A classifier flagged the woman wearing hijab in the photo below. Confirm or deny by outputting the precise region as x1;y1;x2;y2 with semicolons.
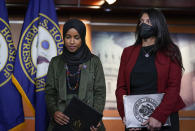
115;8;185;131
45;19;106;131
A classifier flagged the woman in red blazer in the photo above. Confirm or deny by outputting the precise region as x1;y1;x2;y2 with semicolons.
115;8;185;131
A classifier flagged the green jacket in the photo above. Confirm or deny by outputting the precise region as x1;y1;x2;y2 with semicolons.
45;54;106;131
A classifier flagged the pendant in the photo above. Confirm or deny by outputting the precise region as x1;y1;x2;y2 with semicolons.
145;53;149;57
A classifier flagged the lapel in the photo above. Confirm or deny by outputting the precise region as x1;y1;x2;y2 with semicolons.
78;62;89;100
155;51;168;92
126;44;141;94
58;58;67;101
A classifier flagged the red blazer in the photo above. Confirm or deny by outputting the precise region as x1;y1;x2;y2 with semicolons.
115;44;185;124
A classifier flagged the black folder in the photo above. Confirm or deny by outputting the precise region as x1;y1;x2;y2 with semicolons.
53;97;102;131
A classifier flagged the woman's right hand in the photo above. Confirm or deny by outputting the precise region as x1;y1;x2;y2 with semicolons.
54;111;70;125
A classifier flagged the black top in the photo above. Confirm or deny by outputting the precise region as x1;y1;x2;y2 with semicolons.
130;45;157;95
66;64;80;94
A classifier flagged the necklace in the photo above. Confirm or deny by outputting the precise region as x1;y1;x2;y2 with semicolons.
142;47;154;57
65;64;82;90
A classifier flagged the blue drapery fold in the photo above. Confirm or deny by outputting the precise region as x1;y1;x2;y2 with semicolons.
12;0;63;130
0;0;24;130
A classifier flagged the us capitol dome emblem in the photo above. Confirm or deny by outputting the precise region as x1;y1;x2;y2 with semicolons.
133;97;158;123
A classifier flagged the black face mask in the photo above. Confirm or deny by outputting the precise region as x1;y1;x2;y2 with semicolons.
139;23;155;39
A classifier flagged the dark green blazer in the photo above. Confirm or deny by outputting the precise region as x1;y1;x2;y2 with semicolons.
45;54;106;131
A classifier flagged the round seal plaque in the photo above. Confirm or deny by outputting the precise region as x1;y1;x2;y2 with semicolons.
133;97;158;123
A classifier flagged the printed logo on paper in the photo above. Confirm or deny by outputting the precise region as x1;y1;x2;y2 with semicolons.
133;97;158;123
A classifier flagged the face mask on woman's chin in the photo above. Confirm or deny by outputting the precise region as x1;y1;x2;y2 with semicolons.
139;23;155;39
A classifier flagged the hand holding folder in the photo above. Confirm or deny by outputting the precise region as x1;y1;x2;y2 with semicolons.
123;93;171;128
53;97;102;131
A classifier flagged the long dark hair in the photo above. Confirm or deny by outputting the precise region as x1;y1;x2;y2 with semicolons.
135;8;184;69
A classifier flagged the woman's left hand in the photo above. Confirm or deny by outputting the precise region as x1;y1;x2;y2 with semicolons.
141;117;162;131
90;122;101;131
